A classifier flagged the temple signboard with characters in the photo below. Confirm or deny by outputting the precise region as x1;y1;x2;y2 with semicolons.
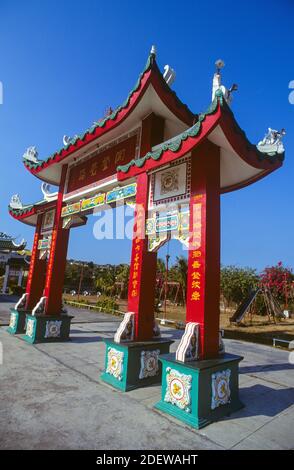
8;47;285;428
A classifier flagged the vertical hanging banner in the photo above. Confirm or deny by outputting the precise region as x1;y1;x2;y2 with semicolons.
26;226;40;294
186;194;206;333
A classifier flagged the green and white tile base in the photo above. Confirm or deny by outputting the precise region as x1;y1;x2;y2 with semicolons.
155;353;244;429
22;314;73;344
7;308;29;335
101;339;173;392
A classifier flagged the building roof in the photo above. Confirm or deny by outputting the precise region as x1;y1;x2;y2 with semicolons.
22;49;196;185
117;90;284;193
8;198;56;226
10;55;285;226
0;232;27;252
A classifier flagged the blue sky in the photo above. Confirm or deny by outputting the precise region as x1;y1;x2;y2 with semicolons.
0;0;293;271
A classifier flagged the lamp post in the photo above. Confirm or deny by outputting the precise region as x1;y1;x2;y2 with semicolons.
161;253;170;325
77;263;85;302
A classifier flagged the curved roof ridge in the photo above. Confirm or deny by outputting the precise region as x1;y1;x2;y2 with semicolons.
117;91;223;174
117;90;285;176
23;51;196;174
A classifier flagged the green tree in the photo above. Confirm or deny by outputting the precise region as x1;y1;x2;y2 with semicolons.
221;265;258;311
170;256;188;304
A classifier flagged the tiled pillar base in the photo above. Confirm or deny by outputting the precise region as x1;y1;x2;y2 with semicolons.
7;309;29;335
22;314;73;344
155;353;244;429
101;339;173;392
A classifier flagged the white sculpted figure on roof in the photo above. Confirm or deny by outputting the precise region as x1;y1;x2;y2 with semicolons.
10;194;23;209
258;128;286;154
23;146;39;163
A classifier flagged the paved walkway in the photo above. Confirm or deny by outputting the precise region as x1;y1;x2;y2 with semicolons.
0;299;293;450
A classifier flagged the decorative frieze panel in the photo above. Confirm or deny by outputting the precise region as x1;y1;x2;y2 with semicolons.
106;347;124;381
45;320;62;339
149;156;191;209
9;312;18;330
61;202;81;218
146;207;189;252
106;183;137;204
164;367;192;413
25;318;36;339
80;193;105;211
211;369;231;410
61;183;137;218
139;349;160;379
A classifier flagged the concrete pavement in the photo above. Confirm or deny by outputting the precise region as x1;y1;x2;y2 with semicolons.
0;299;293;450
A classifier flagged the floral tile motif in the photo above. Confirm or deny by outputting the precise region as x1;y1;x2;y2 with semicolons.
139;349;160;379
45;320;62;338
9;312;17;330
26;318;36;338
106;347;124;381
164;367;192;413
211;369;231;410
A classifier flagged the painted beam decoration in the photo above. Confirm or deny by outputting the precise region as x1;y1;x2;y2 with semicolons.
146;207;190;251
61;183;137;218
106;183;137;204
81;193;105;211
146;208;189;235
61;201;81;217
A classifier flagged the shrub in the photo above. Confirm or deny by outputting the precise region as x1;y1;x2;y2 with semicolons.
12;285;25;296
96;295;118;313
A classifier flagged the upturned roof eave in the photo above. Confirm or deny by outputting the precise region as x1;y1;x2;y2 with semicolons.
22;52;196;185
116;91;284;191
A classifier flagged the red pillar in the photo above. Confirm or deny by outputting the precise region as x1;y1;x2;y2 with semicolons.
43;165;70;315
127;113;165;340
128;173;157;340
186;140;221;359
25;214;47;310
140;113;165;155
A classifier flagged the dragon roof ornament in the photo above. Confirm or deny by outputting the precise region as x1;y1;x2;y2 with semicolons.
257;128;286;155
23;146;40;164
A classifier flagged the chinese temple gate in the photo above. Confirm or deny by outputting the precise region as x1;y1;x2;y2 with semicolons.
8;47;285;428
0;232;28;295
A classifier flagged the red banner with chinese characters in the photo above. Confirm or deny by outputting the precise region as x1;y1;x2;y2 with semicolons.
67;135;137;193
186;196;205;313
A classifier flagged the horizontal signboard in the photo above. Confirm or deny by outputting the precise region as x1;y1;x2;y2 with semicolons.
67;135;137;193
